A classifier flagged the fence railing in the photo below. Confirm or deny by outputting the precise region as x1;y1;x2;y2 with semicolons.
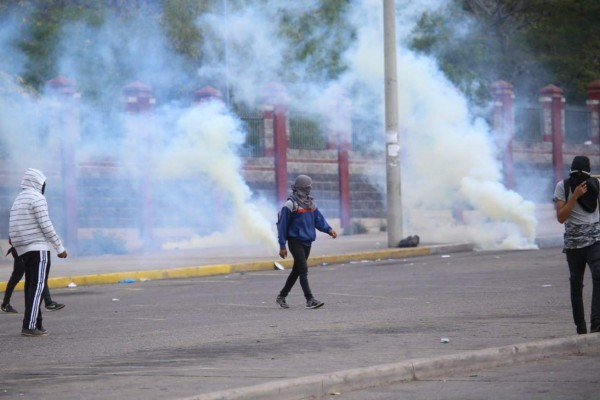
564;105;591;144
514;104;542;144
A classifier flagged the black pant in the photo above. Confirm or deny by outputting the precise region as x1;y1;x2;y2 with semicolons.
565;242;600;333
2;252;52;307
21;251;51;330
279;238;313;301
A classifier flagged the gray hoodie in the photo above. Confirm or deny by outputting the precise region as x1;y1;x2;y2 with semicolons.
8;168;65;255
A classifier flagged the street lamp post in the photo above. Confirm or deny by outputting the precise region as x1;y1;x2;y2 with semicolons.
383;0;403;247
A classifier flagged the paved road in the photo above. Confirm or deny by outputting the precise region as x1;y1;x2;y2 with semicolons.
0;247;595;399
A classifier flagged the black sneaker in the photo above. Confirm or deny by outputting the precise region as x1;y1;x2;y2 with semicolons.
276;295;289;309
45;302;65;311
305;298;324;309
1;304;18;313
21;328;49;337
36;326;49;335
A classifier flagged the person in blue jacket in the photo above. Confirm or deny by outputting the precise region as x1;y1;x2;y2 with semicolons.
276;175;337;309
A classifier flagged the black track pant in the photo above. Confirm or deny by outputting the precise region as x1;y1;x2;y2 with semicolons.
2;253;52;307
279;238;313;301
21;251;51;330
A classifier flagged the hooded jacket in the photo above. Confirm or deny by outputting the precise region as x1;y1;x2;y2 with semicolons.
8;168;65;255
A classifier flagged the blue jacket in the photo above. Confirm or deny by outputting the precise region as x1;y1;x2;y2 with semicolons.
277;200;332;248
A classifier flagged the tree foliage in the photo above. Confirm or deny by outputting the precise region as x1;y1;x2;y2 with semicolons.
277;0;355;83
409;0;600;103
2;0;598;105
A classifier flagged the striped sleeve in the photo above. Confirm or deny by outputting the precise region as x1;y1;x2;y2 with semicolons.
31;196;65;253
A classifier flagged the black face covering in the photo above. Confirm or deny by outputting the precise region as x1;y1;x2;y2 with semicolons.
41;182;46;195
569;156;598;213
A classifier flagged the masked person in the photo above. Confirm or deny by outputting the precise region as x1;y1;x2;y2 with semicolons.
9;168;68;336
1;240;65;313
276;175;337;309
553;156;600;334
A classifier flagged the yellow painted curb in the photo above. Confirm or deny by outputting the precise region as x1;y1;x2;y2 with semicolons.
0;245;455;291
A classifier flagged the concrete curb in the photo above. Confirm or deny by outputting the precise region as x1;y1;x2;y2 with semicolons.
0;243;474;291
177;333;600;400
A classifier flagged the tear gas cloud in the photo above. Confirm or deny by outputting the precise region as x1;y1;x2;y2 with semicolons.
0;0;537;253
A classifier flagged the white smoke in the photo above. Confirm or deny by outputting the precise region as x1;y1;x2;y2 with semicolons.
338;0;537;249
1;1;538;253
158;100;278;251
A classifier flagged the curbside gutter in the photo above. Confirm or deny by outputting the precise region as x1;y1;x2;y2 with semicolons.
177;333;600;400
0;243;474;291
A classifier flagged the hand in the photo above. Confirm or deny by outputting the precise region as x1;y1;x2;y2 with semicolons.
58;250;68;258
279;248;288;259
329;229;337;239
574;182;588;199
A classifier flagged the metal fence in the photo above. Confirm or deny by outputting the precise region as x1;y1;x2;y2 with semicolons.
289;114;326;150
564;105;591;144
514;104;542;143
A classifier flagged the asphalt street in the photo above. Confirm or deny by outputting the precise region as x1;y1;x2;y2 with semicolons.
0;246;597;399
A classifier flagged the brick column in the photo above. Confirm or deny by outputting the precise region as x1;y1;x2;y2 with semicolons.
46;76;80;255
194;85;223;105
491;80;515;189
263;83;289;204
586;80;600;145
124;81;155;247
539;85;565;183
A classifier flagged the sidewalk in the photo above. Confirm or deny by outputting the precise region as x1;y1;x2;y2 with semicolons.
1;231;474;291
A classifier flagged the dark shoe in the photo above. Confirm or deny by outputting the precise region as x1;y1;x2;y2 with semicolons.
305;298;324;309
276;295;289;309
1;304;18;313
591;326;600;333
577;327;588;335
45;302;65;311
21;328;49;337
36;326;48;335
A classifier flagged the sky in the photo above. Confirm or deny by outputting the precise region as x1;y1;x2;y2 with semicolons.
0;0;538;253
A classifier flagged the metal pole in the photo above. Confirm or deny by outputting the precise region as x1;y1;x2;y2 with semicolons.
383;0;403;247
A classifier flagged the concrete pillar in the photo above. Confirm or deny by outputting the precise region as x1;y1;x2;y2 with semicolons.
123;81;155;247
263;82;289;204
45;76;80;255
491;80;515;190
586;80;600;145
540;85;565;183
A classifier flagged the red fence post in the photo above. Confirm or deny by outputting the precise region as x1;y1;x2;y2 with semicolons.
263;83;289;204
194;85;223;105
491;80;515;189
124;81;155;247
540;85;565;184
46;76;80;255
587;80;600;145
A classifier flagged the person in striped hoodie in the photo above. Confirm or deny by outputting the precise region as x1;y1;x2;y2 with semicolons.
8;168;68;337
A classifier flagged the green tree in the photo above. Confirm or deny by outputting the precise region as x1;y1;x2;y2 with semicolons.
409;0;600;103
277;0;355;83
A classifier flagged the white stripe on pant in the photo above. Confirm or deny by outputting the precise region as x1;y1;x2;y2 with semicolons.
27;251;48;330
